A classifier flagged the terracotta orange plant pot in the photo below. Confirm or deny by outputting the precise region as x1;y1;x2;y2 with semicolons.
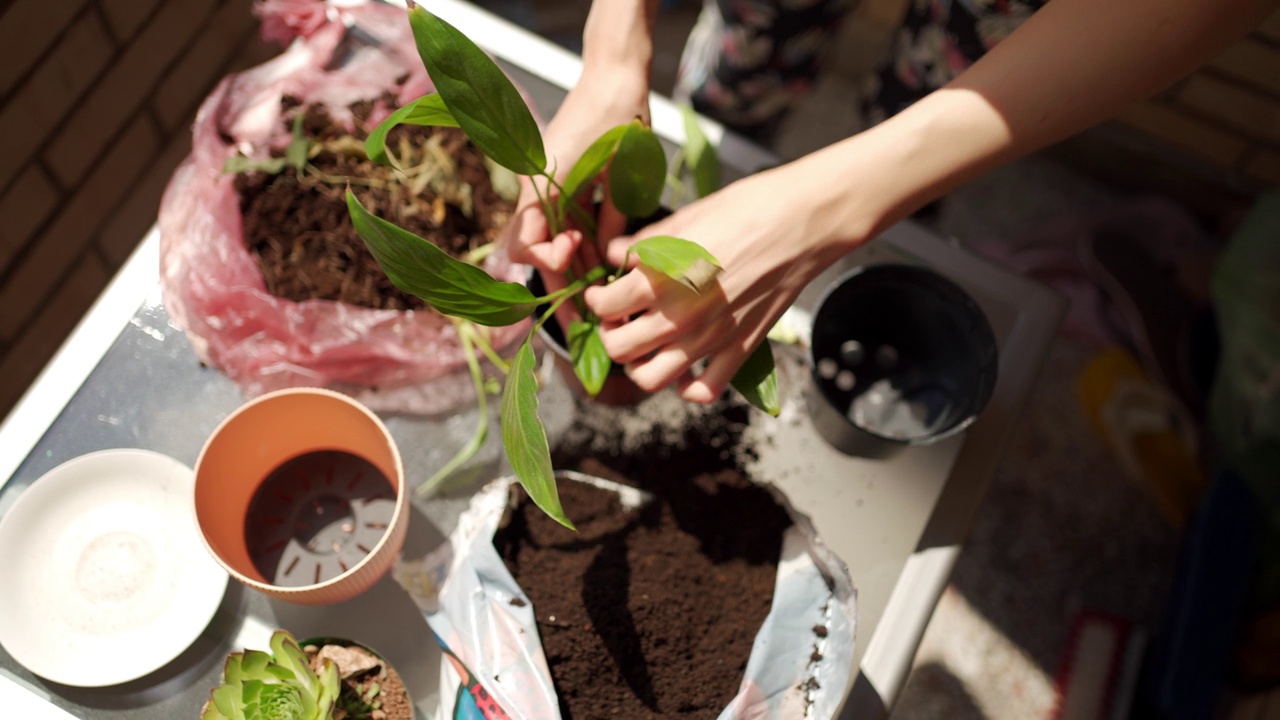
194;388;407;605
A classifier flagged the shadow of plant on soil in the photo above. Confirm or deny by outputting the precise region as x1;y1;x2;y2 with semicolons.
580;503;662;711
495;494;662;710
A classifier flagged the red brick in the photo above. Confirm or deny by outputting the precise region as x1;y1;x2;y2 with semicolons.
152;0;259;131
0;254;110;417
97;132;193;266
0;164;59;276
0;13;114;188
0;116;159;342
43;0;216;187
0;0;94;97
99;0;162;42
23;13;115;129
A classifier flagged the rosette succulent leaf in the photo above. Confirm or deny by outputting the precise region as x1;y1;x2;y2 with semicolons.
202;631;341;720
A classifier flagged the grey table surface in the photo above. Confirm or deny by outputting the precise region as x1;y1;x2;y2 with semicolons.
0;2;1066;718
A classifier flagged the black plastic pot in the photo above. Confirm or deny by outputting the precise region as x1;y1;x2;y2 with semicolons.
805;263;998;459
527;268;650;406
523;209;674;406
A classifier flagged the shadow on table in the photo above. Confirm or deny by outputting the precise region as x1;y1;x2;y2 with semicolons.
270;499;449;711
888;662;984;719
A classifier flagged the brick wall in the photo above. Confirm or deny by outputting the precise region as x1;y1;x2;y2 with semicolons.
1113;9;1280;188
0;0;271;416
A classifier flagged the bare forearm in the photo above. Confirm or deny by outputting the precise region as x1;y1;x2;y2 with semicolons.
582;0;661;88
796;0;1279;247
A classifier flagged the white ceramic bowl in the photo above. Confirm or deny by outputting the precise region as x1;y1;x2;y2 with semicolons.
0;449;228;687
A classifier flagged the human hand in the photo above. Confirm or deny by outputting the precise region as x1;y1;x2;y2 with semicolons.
583;164;866;403
501;70;650;306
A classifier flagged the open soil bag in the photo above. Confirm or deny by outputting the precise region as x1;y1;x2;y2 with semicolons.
396;468;857;720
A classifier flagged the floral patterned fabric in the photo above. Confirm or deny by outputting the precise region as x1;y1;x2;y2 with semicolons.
675;0;1047;139
676;0;855;140
867;0;1046;123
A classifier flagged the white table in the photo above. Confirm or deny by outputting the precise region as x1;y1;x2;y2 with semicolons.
0;2;1065;717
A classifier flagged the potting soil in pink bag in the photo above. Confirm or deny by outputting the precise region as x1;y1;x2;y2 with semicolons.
158;0;528;415
394;473;858;720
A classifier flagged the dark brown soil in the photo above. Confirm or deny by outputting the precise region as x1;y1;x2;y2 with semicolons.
305;641;413;720
234;97;514;311
493;403;793;719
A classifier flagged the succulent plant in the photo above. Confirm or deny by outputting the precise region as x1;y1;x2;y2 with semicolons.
202;630;341;720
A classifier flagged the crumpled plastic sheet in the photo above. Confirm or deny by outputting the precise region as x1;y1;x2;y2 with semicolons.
158;0;529;415
395;474;858;720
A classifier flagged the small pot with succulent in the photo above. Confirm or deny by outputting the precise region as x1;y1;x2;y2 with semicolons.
201;630;413;720
347;2;782;528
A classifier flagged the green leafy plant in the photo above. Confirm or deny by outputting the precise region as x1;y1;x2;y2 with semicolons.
348;3;780;528
337;681;382;719
202;630;341;720
224;113;313;176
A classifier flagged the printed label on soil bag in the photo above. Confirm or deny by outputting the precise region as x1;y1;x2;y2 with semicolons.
394;474;857;720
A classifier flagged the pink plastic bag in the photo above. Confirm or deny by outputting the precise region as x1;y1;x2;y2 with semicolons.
159;0;529;415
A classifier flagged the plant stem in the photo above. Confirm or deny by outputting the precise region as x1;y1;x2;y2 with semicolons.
303;165;389;189
534;266;609;305
530;177;561;237
613;248;636;281
416;319;490;496
533;292;579;337
462;242;497;266
563;199;598;239
467;322;510;374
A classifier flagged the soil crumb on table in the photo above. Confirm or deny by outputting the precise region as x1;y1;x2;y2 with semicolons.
494;401;792;719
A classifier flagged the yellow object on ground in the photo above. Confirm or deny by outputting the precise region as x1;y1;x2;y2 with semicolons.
1077;346;1206;527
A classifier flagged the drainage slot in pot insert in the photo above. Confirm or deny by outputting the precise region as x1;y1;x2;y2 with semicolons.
243;449;395;586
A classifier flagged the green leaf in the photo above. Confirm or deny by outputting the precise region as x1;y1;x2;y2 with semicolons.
608;121;666;218
408;7;545;176
285;113;309;171
365;93;459;165
557;124;627;215
223;154;288;176
568;319;610;397
502;340;573;530
209;685;238;719
731;340;781;417
630;235;722;293
347;190;540;326
681;105;721;198
270;631;317;697
417;321;490;497
240;650;270;677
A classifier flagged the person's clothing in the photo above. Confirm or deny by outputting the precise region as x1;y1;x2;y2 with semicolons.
674;0;1047;141
675;0;855;141
867;0;1047;123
